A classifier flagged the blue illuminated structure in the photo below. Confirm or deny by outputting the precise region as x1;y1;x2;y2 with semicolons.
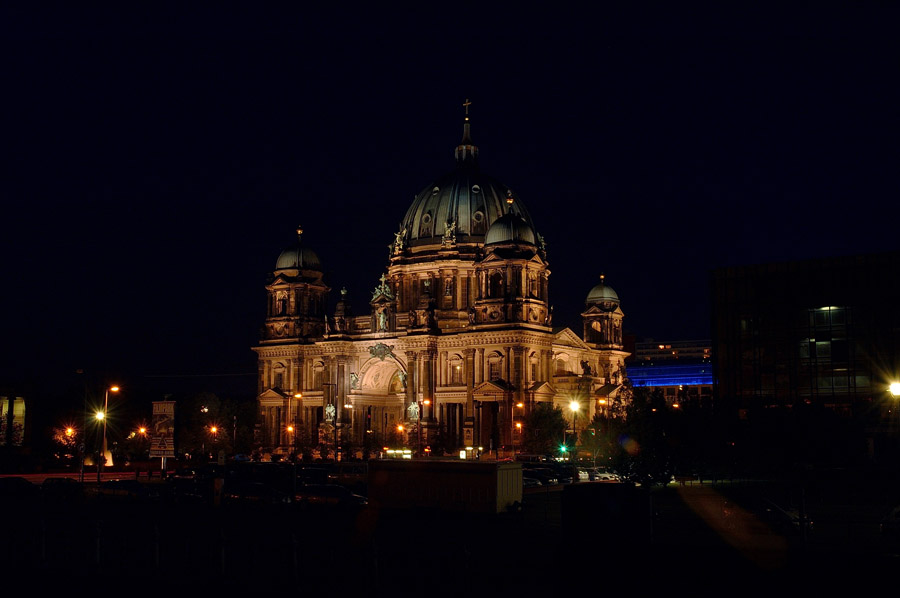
626;362;713;388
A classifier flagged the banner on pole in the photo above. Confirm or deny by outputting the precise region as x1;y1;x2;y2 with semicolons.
150;401;176;458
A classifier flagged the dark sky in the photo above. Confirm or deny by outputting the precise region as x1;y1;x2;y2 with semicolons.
3;5;899;403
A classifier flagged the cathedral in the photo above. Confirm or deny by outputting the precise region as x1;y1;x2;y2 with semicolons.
252;105;628;458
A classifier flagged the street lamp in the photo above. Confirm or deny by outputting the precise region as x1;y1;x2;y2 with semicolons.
323;382;337;461
287;425;295;456
95;410;105;483
890;383;900;439
99;385;120;473
569;400;580;483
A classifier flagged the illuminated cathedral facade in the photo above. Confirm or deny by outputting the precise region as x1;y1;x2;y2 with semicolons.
252;106;628;458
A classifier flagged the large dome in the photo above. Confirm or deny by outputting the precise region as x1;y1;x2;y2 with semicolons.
396;113;536;249
275;227;322;271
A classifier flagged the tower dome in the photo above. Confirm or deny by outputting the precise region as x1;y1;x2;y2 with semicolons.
275;226;322;271
485;213;537;246
586;274;620;311
395;101;536;250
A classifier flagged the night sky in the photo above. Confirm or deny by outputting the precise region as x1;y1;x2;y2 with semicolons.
3;5;899;405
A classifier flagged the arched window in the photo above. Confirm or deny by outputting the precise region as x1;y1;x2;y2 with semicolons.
313;361;325;389
488;353;503;381
489;272;503;298
555;357;568;375
273;363;286;389
450;355;463;385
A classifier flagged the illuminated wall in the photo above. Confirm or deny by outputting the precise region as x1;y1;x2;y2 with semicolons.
0;395;26;447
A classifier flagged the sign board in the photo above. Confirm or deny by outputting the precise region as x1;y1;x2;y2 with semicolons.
150;401;176;458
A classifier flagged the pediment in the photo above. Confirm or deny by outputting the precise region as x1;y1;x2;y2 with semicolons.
553;327;590;349
473;380;514;395
258;388;288;400
581;305;624;317
528;381;556;397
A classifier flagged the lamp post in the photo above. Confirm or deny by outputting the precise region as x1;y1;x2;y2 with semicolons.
890;382;900;445
569;400;580;483
323;382;337;461
95;410;104;483
210;425;218;460
597;398;610;466
99;385;120;477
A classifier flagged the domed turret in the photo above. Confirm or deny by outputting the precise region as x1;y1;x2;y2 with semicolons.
485;212;537;246
583;274;624;349
586;274;620;312
276;226;322;271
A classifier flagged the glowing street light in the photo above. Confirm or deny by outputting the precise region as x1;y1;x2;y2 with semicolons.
101;386;119;465
890;382;900;398
569;400;580;482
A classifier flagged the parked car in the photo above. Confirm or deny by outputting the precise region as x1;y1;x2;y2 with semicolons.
0;476;41;504
520;467;558;486
587;468;620;482
763;499;813;535
880;505;900;543
522;475;543;488
41;477;84;503
293;483;368;507
97;479;161;503
223;480;291;506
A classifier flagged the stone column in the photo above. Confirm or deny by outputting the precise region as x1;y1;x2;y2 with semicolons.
422;350;435;420
464;348;476;447
337;355;350;426
405;350;418;418
476;348;484;384
513;346;526;404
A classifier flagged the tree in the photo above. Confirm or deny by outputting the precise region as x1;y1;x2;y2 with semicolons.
521;402;567;456
609;386;675;486
578;412;608;466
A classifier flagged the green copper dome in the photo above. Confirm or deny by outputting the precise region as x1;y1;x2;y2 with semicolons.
396;107;536;249
275;227;322;271
485;213;537;245
586;275;620;311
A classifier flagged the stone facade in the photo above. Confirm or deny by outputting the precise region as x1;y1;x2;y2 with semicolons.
252;109;628;457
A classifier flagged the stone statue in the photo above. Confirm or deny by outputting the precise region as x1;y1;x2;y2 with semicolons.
407;401;419;420
409;309;417;327
378;308;387;331
350;372;359;389
393;225;405;254
325;403;336;422
468;306;476;324
442;220;457;245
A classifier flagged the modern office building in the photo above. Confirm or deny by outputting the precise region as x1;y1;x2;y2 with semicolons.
711;251;900;419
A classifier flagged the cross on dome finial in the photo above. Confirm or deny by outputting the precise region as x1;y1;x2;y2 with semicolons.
455;98;478;164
